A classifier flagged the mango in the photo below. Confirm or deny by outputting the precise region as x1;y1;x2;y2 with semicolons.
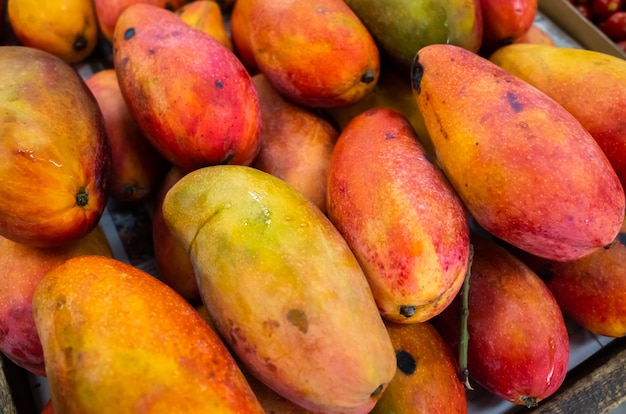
251;73;338;213
175;1;233;51
327;108;469;323
162;165;396;413
85;69;170;202
7;0;99;63
247;0;380;108
411;44;625;262
113;4;262;173
33;255;264;413
0;46;110;248
513;216;626;338
512;24;555;46
371;321;468;414
489;44;626;188
479;0;537;50
433;235;569;408
0;227;112;376
94;0;188;42
343;0;483;70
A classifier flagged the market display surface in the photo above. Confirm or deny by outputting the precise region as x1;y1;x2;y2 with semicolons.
1;0;626;413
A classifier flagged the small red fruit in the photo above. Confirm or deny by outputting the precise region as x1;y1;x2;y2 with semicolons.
591;0;623;21
601;11;626;41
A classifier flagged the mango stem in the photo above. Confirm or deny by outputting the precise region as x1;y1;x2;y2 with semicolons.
459;243;474;390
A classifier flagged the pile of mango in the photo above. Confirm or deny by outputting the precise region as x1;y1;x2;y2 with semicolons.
1;0;626;413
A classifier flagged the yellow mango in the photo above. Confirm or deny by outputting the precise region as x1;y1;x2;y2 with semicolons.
8;0;99;63
411;44;625;262
162;165;396;413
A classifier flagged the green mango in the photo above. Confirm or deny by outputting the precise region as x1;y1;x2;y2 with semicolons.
343;0;483;70
162;165;396;413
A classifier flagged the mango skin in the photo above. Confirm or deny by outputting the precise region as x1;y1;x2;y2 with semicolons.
175;0;233;51
515;216;626;338
162;165;396;414
327;108;469;323
94;0;188;42
480;0;537;45
248;0;380;108
433;236;570;407
33;255;264;414
0;46;110;248
371;321;467;414
343;0;483;70
0;227;112;376
411;44;625;262
113;4;262;173
490;44;626;189
251;73;338;213
86;69;170;202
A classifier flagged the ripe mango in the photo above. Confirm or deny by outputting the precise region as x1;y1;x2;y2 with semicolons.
33;255;264;413
479;0;537;50
0;46;110;248
371;321;468;414
433;236;569;408
229;0;259;74
514;216;626;338
343;0;483;70
113;4;262;173
489;44;626;188
8;0;99;63
162;165;396;413
251;73;338;213
411;44;625;262
0;227;112;376
327;108;470;323
175;1;233;51
247;0;380;108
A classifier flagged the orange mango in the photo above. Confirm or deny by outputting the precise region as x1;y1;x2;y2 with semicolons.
411;44;625;262
0;46;110;248
371;321;468;413
33;255;264;413
247;0;380;108
175;1;233;51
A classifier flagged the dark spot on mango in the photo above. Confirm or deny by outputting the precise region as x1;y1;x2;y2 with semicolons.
73;34;88;52
75;187;89;207
506;91;523;113
411;54;423;94
215;80;224;88
165;2;175;11
124;28;136;40
361;69;376;84
396;349;416;375
370;384;385;398
286;309;308;333
385;132;396;140
148;49;155;55
399;305;416;318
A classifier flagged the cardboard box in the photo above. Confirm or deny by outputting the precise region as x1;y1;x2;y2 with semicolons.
539;0;626;59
